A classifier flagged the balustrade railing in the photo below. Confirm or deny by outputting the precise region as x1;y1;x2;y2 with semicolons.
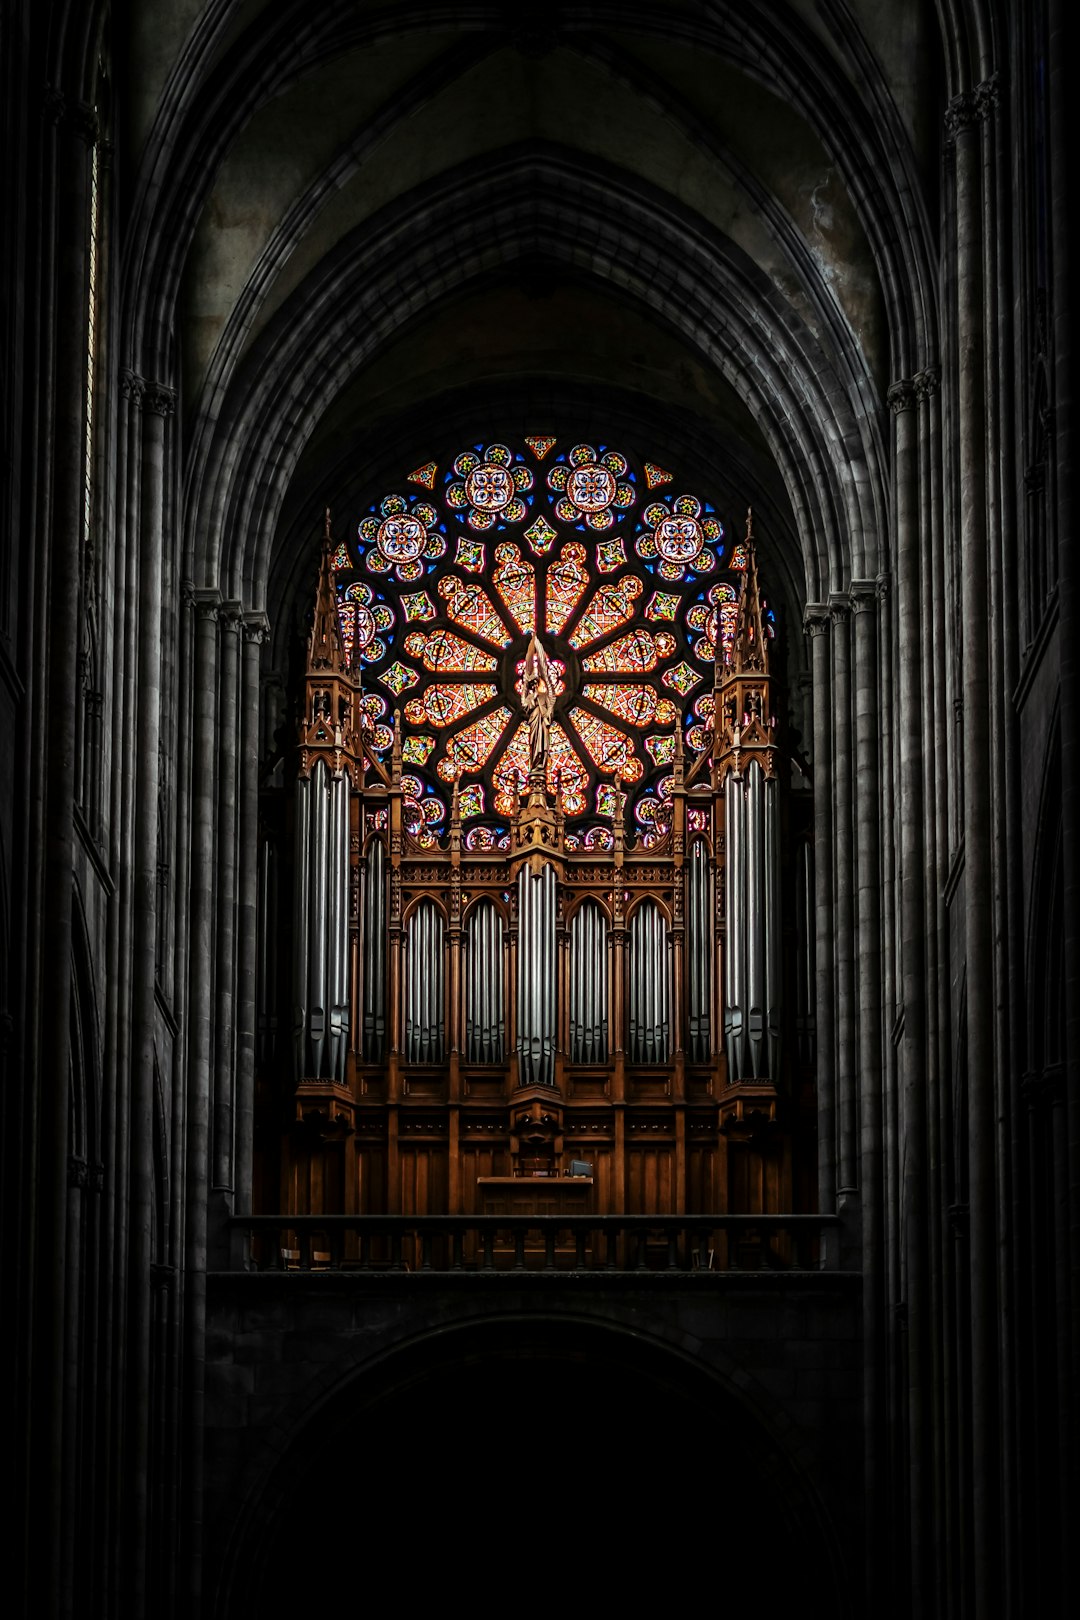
230;1214;843;1274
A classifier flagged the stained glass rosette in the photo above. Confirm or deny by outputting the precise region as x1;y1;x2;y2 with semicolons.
341;440;765;845
547;443;636;532
635;494;723;583
357;493;447;585
445;443;534;534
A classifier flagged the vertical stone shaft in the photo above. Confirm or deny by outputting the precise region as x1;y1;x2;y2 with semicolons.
34;94;91;1620
804;608;836;1216
128;380;173;1614
830;593;857;1191
891;376;929;1608
852;579;884;1603
213;606;241;1190
954;100;1000;1615
914;365;947;1579
235;616;267;1215
183;593;220;1610
1048;0;1079;1596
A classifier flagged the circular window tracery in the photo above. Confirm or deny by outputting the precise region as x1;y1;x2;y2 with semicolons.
341;438;772;848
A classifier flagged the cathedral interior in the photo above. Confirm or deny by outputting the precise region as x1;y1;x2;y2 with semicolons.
1;1;1076;1615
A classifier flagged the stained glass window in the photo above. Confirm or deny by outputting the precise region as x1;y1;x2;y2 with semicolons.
342;437;766;845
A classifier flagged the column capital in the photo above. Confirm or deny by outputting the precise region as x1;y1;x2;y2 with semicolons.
191;588;223;623
887;378;917;415
803;603;832;638
914;366;940;402
828;590;851;625
42;86;99;144
220;600;244;636
944;72;999;143
243;611;271;646
849;579;879;615
142;381;176;418
120;368;144;405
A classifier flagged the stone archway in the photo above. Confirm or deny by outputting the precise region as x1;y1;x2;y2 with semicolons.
220;1313;849;1614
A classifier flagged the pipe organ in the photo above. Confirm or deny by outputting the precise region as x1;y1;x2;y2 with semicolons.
268;467;810;1221
568;900;608;1063
465;900;505;1063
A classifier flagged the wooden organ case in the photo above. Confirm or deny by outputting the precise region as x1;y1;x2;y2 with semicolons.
259;462;815;1230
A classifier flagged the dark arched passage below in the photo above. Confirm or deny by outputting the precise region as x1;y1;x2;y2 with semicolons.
222;1314;849;1614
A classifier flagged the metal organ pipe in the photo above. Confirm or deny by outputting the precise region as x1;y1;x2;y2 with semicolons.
292;776;310;1080
570;900;608;1063
362;836;386;1061
465;902;505;1063
628;901;669;1064
329;772;349;1083
405;900;444;1063
746;760;765;1077
723;763;783;1082
764;773;782;1083
517;864;556;1085
688;839;711;1062
724;772;744;1080
291;758;352;1082
308;759;329;1077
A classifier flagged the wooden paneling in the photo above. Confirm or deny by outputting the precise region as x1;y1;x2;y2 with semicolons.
626;1144;676;1213
398;1143;448;1214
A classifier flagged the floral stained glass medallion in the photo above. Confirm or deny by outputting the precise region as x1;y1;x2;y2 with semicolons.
339;437;764;845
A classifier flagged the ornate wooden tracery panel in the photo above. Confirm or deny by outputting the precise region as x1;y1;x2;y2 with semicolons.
267;438;809;1223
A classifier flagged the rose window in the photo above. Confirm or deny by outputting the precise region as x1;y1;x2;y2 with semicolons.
336;438;769;849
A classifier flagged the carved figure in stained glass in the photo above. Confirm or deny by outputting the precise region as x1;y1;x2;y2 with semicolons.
521;632;557;772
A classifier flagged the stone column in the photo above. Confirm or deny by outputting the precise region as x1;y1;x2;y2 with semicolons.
1048;2;1080;1604
851;576;885;1600
803;605;836;1218
128;377;175;1614
213;602;242;1194
830;592;857;1195
890;372;931;1608
183;589;220;1608
34;88;93;1620
948;80;1001;1615
235;613;268;1216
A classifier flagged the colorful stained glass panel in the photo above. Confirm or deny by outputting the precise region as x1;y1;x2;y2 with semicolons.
401;590;437;623
438;576;510;646
402;735;435;766
545;542;588;635
404;683;497;729
645;733;677;767
661;661;700;696
525;435;556;459
453;537;485;573
457;783;485;819
645;590;680;622
492;543;535;635
438;706;512;780
583;684;678;728
569;576;642;649
569;708;643;781
379;661;419;696
580;626;676;674
523;513;557;555
403;629;497;673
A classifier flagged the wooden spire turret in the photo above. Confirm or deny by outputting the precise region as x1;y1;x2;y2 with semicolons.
297;510;362;786
714;509;778;783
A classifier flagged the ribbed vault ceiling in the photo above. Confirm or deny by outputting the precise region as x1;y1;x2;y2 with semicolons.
119;0;943;629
